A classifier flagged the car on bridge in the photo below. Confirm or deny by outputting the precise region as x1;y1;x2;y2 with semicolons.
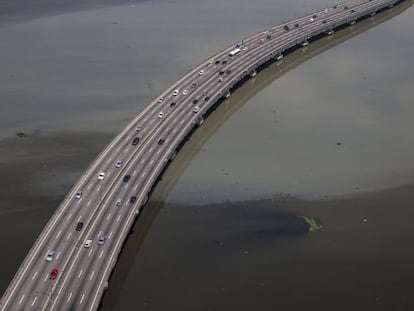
76;222;84;231
98;172;105;180
123;175;131;182
130;196;137;204
193;106;200;113
182;89;188;96
45;250;55;262
170;102;176;108
116;160;123;168
158;112;164;118
75;190;82;199
98;235;107;245
49;268;58;280
158;139;165;145
116;198;123;206
132;137;140;145
84;240;92;248
173;89;179;96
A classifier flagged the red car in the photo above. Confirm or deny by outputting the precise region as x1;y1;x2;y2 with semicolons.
49;268;58;280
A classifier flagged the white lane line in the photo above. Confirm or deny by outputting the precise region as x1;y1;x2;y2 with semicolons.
56;231;62;240
67;213;72;220
106;213;111;220
108;232;113;239
18;295;24;305
78;269;83;279
149;147;153;152
133;185;138;191
124;184;128;190
107;172;111;178
67;232;72;240
173;118;177;123
97;185;101;192
98;230;102;237
77;216;82;222
89;270;95;281
67;292;72;303
44;273;49;282
56;251;61;259
88;249;92;257
181;119;185;124
116;215;121;222
99;251;104;259
31;296;37;306
132;170;137;176
32;272;38;281
87;183;92;190
157;149;162;154
76;199;81;205
116;146;121;152
108;157;112;162
173;128;178;134
80;294;85;305
142;172;146;177
150;119;155;124
150;160;154;165
87;200;91;206
125;148;129;153
140;159;144;164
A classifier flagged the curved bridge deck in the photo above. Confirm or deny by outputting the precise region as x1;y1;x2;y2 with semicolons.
0;0;409;310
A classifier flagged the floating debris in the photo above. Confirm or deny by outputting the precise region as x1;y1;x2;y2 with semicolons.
300;216;323;232
16;131;27;138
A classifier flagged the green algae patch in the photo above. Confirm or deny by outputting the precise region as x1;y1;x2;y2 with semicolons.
16;131;28;138
300;216;323;232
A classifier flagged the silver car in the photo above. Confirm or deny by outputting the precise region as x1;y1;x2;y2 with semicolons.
46;250;55;262
116;198;123;207
98;235;107;245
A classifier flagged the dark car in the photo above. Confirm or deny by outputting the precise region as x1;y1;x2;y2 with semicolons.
283;25;290;31
266;34;271;40
123;175;131;182
76;222;84;231
158;139;165;145
130;196;137;204
226;69;232;74
204;96;210;102
49;268;58;280
215;60;221;65
132;137;140;145
312;14;317;18
294;23;300;28
193;99;199;105
191;83;197;89
219;70;225;76
170;102;176;108
221;60;227;65
322;20;327;24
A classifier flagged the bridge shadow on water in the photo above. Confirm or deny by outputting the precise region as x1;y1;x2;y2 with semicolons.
98;1;413;309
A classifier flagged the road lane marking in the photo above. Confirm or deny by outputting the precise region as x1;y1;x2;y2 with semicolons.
108;232;113;239
80;294;85;304
149;147;153;152
99;251;104;259
87;200;91;206
32;272;38;281
56;231;62;239
87;183;92;190
133;170;137;176
67;232;72;240
150;119;155;124
88;250;92;257
124;184;128;190
117;146;121;152
125;148;129;153
44;273;49;282
89;270;95;280
78;270;83;279
31;296;37;306
140;159;144;164
97;185;101;192
173;118;177;123
157;149;162;154
56;251;61;259
77;216;82;222
116;215;121;222
18;295;24;305
150;160;154;165
106;213;111;220
173;128;178;133
133;185;138;191
142;172;146;177
76;199;81;205
98;230;102;237
67;213;72;220
67;292;72;303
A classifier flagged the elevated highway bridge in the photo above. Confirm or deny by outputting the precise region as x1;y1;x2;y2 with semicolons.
0;0;410;310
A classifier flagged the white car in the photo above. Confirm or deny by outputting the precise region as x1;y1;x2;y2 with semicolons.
198;70;205;76
75;191;82;199
45;250;55;262
172;89;179;96
309;17;314;22
116;198;123;207
193;106;200;113
115;160;123;168
84;240;92;248
182;89;188;96
157;98;163;103
98;172;105;180
158;112;164;118
218;77;224;83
